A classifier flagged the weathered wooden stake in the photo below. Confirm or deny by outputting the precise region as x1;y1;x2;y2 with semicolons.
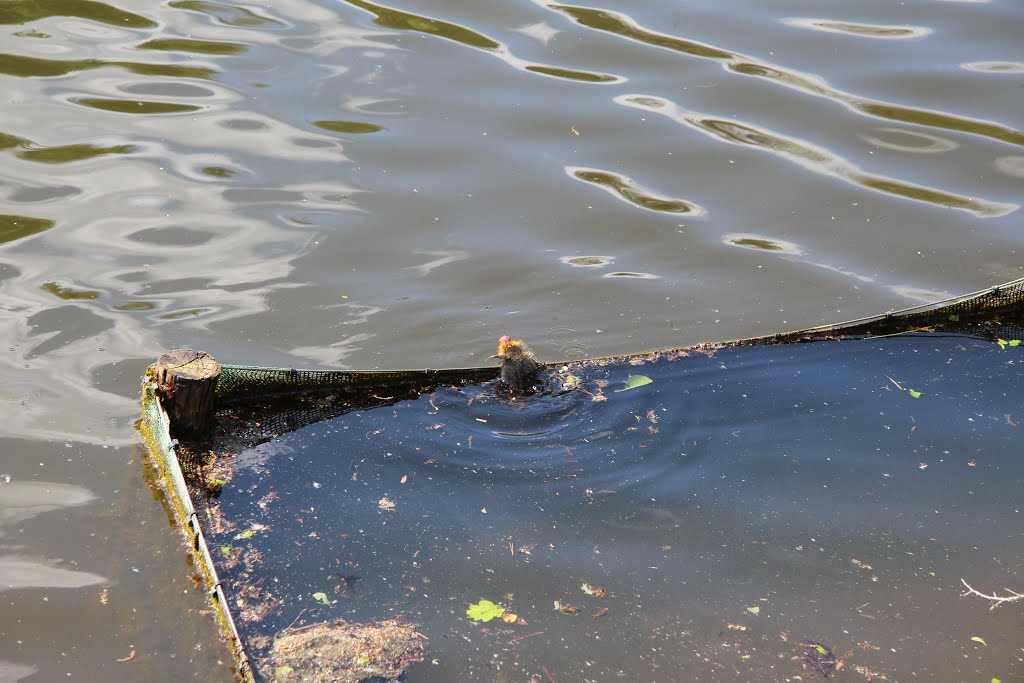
153;349;221;439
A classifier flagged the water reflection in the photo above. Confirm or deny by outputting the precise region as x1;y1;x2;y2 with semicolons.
559;255;614;267
994;155;1024;180
0;1;154;28
0;54;214;80
783;18;931;39
859;127;958;154
0;556;107;590
724;233;802;255
169;0;284;27
568;166;705;214
0;660;36;682
723;233;950;301
17;142;136;164
343;0;621;83
962;61;1024;73
602;271;659;279
0;215;55;244
547;2;1024;148
74;97;202;114
616;94;1017;217
135;38;248;55
0;480;106;590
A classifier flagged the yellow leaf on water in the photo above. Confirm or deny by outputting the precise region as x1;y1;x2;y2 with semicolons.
615;375;653;392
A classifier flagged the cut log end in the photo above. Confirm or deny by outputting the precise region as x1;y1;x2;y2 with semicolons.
152;349;221;439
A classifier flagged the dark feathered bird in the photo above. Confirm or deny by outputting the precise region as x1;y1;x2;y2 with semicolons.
493;335;540;394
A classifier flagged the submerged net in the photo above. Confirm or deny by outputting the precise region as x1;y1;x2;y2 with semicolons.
140;276;1024;683
212;276;1024;406
168;275;1024;517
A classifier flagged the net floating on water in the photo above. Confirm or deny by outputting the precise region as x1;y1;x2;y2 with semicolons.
138;276;1024;682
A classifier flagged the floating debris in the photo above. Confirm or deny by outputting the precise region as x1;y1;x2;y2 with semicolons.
466;599;506;623
799;641;838;678
263;620;425;683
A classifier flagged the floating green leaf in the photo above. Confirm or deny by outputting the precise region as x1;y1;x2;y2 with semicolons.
747;605;760;615
992;678;1001;683
996;339;1020;350
312;592;330;605
234;529;255;540
219;546;232;556
466;599;505;622
275;666;293;676
909;389;922;399
971;636;988;647
615;374;653;392
816;644;828;655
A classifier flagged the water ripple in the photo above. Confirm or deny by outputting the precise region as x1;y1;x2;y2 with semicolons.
615;94;1017;217
546;3;1024;149
169;0;285;28
567;166;706;215
782;18;931;40
0;1;155;28
0;53;214;79
343;0;621;83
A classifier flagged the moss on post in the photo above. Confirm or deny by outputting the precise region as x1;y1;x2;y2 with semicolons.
152;349;220;439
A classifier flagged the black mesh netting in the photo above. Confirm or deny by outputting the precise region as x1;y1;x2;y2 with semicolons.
174;277;1024;495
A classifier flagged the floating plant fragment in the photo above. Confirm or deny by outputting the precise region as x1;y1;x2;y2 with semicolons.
615;375;653;392
554;601;581;614
799;641;837;678
466;599;505;622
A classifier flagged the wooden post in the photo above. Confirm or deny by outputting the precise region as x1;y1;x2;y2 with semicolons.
152;349;221;439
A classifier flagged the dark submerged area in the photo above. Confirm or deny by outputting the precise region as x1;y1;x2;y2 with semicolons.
193;333;1023;681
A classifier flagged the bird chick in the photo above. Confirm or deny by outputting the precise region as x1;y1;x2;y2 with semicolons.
493;335;540;395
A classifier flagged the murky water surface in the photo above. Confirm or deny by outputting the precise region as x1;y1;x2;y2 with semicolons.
1;0;1022;680
218;336;1023;682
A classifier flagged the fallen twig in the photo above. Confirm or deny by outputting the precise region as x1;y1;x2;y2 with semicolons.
960;578;1024;610
882;374;903;391
283;608;306;632
510;630;545;644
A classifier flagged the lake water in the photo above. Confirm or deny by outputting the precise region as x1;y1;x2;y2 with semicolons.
1;0;1022;680
214;335;1023;682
